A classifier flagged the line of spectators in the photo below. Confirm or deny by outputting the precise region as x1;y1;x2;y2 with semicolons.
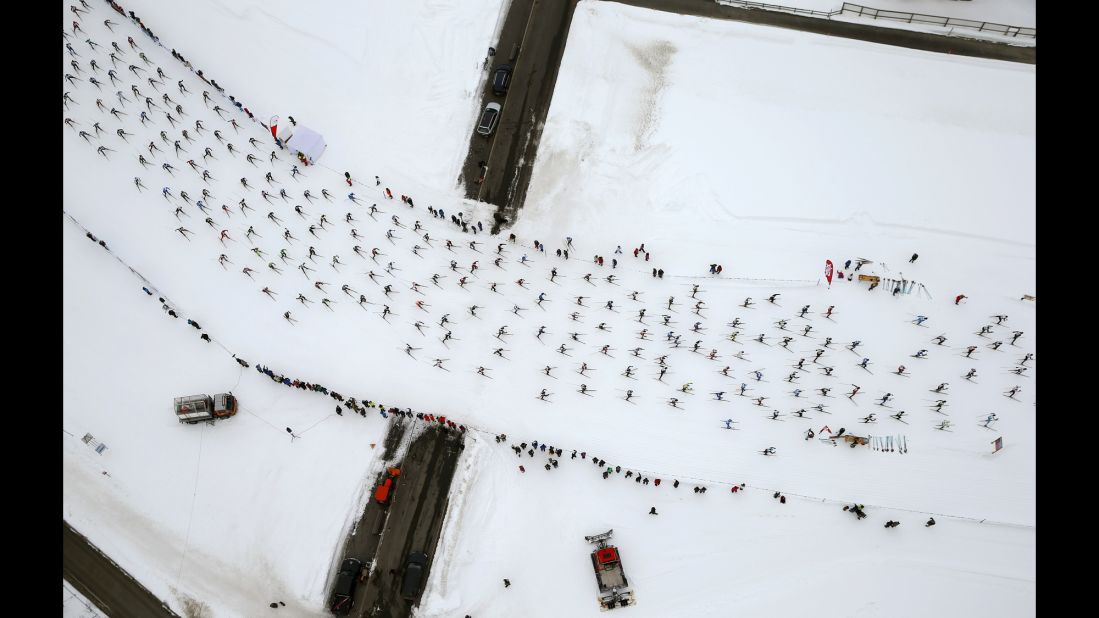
252;362;467;433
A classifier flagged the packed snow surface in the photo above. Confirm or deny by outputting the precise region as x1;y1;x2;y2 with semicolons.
63;0;1034;616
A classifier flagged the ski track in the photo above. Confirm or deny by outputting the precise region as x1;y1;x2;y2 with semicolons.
64;1;1034;616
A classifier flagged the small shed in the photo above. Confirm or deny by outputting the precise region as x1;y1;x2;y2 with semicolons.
280;125;327;165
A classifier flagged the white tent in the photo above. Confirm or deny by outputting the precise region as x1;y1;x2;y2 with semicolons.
281;125;327;164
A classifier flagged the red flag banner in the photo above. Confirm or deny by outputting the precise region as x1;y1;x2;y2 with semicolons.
992;437;1003;453
269;115;279;139
825;260;834;285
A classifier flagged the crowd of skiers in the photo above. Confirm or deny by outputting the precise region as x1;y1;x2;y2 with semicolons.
128;271;481;437
66;1;1030;539
87;182;1017;536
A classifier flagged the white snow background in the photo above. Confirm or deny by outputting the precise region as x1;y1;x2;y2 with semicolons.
63;0;1034;616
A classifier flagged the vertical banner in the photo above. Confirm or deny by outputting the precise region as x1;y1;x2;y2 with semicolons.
824;260;834;285
992;437;1003;453
269;115;279;139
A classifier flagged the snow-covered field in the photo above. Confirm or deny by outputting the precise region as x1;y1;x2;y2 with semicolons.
63;1;501;615
425;2;1036;616
114;0;507;193
524;0;1035;280
63;0;1034;616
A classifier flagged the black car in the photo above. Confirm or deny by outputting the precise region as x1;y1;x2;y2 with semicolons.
492;64;512;96
400;551;429;601
330;558;363;615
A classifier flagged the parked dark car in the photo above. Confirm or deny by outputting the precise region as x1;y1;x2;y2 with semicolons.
476;102;502;136
330;558;363;615
492;64;512;96
401;551;429;601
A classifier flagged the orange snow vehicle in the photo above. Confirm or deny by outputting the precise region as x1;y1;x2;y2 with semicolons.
373;467;402;505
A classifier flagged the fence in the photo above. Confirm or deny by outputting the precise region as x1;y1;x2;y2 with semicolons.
716;0;840;18
840;3;1036;39
715;1;1036;40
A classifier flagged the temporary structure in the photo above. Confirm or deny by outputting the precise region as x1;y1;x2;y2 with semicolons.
280;125;327;165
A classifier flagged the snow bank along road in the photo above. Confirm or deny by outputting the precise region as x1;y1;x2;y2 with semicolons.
63;522;177;618
351;425;465;617
459;0;536;204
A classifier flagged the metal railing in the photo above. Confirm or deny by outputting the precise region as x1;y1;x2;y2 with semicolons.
715;1;1036;40
841;3;1036;39
716;0;841;18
